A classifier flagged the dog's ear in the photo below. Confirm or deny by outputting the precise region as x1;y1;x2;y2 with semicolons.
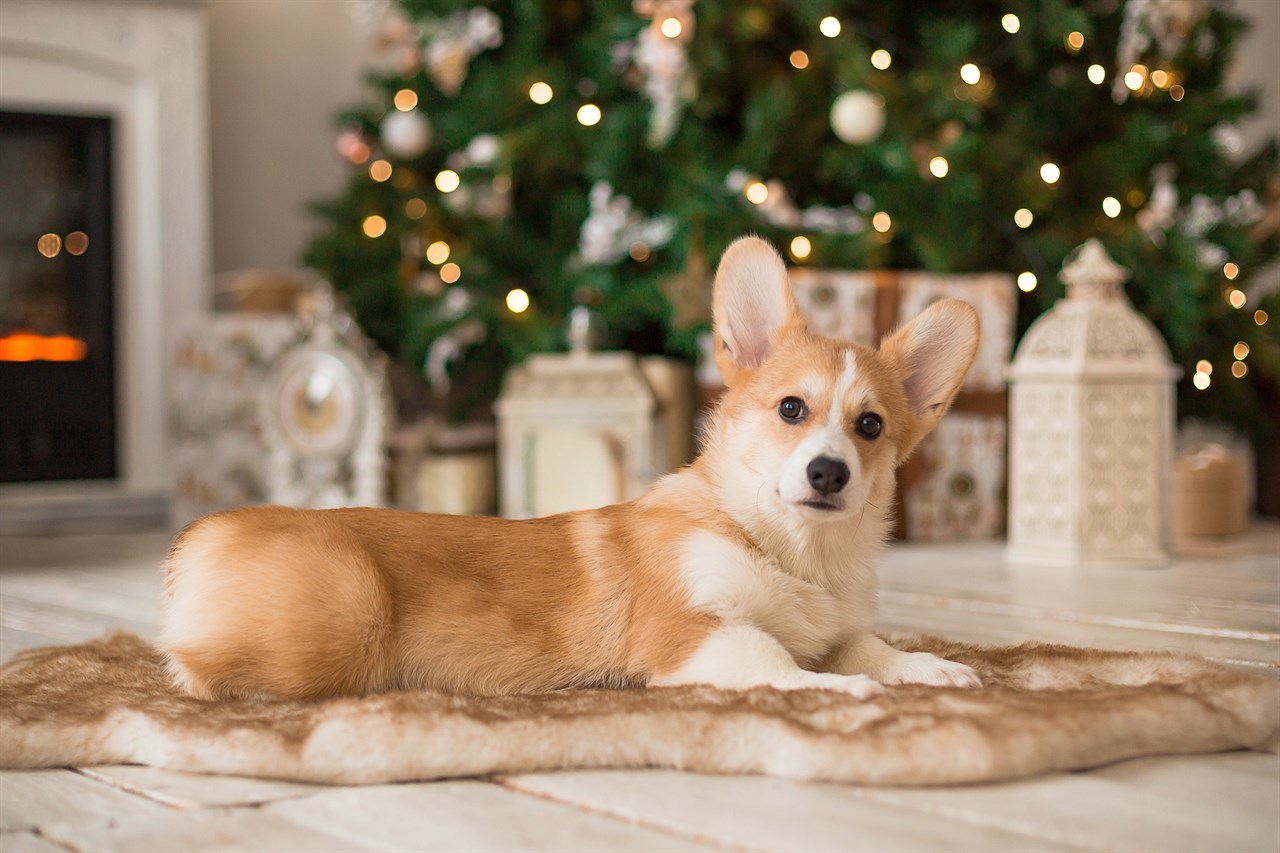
880;298;979;443
712;237;803;385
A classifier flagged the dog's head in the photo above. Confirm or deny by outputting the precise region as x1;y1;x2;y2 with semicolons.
706;237;979;531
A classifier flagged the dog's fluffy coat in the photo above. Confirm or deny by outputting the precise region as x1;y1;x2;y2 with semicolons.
161;237;982;701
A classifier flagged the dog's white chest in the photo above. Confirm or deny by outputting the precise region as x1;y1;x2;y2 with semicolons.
676;530;854;665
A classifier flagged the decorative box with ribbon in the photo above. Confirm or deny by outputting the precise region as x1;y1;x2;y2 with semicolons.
790;268;1017;541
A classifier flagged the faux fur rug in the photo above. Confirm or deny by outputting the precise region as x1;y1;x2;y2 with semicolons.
2;632;1276;787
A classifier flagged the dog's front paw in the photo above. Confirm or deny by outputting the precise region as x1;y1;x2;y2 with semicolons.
803;671;887;700
882;652;981;688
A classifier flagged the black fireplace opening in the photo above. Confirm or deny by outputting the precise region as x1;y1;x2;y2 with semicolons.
0;111;117;483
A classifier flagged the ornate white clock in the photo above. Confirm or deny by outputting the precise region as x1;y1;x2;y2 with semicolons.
261;285;391;508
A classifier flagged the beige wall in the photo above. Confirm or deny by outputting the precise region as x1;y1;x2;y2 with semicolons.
1236;0;1280;149
209;0;375;275
207;1;1280;276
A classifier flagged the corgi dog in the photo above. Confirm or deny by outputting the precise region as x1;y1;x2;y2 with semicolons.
160;237;981;702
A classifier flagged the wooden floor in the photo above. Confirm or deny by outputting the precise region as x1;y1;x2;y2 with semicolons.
1;525;1278;852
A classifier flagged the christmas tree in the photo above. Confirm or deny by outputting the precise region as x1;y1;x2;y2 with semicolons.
305;0;1278;446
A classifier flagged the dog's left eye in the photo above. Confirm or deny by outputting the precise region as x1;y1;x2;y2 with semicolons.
778;397;807;423
856;413;883;439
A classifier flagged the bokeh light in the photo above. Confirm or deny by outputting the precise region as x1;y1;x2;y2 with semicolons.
506;288;530;313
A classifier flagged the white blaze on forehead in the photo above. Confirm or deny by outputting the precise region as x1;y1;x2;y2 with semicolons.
776;351;866;508
827;351;858;431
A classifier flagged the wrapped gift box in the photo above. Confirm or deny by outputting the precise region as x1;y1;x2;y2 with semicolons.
170;315;296;523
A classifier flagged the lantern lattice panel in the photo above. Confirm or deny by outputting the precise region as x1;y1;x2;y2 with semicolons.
1078;383;1168;553
1009;383;1076;543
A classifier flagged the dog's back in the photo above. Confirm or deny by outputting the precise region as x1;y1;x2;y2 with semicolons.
161;504;719;699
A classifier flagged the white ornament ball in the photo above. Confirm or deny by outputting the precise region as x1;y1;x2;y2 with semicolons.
381;109;433;159
830;91;886;145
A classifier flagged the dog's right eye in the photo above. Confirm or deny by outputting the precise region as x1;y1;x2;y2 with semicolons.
778;397;807;423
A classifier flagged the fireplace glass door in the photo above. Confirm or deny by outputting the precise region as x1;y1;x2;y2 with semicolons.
0;111;116;482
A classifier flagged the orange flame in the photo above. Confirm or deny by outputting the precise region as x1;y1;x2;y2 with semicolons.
0;331;87;362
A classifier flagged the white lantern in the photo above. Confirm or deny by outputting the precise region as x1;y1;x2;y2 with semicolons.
496;351;660;519
1006;239;1180;565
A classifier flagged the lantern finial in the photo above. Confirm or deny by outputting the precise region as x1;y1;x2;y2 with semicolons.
566;305;605;355
1059;238;1129;301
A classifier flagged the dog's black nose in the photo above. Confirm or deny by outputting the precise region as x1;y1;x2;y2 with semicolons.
806;456;850;495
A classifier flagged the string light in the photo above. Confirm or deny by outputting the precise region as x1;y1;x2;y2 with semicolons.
1196;360;1212;375
1227;289;1246;309
745;181;769;204
819;16;841;38
1102;197;1121;218
37;233;61;258
929;156;949;178
1125;65;1147;91
629;241;650;261
393;89;418;111
426;241;450;264
1065;31;1084;52
369;160;393;182
577;103;602;126
1233;341;1250;360
789;235;812;260
871;211;892;232
1232;361;1248;378
439;262;461;284
1040;162;1061;184
347;141;371;165
1151;69;1170;88
1014;208;1034;228
1192;371;1210;390
1223;262;1239;280
435;169;461;192
960;63;981;85
361;215;387;238
529;82;553;104
1256;310;1269;326
790;50;810;69
1087;64;1106;85
405;198;427;219
871;49;892;70
1001;14;1020;34
506;288;530;313
1017;272;1037;292
65;232;89;255
1169;84;1185;101
660;17;682;38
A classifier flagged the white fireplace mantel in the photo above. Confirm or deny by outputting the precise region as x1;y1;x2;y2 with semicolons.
0;0;210;528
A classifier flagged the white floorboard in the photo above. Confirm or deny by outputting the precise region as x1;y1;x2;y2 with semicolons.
262;782;715;852
78;765;324;809
502;770;1076;852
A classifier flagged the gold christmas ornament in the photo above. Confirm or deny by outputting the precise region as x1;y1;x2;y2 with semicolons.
660;241;712;330
428;41;471;96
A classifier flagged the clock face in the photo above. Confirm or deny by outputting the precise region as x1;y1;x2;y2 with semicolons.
270;350;364;457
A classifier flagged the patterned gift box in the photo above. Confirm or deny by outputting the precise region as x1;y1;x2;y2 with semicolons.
170;315;297;524
790;269;1016;541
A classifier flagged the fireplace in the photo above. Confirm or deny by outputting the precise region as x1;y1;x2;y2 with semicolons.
0;110;117;483
0;0;210;531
